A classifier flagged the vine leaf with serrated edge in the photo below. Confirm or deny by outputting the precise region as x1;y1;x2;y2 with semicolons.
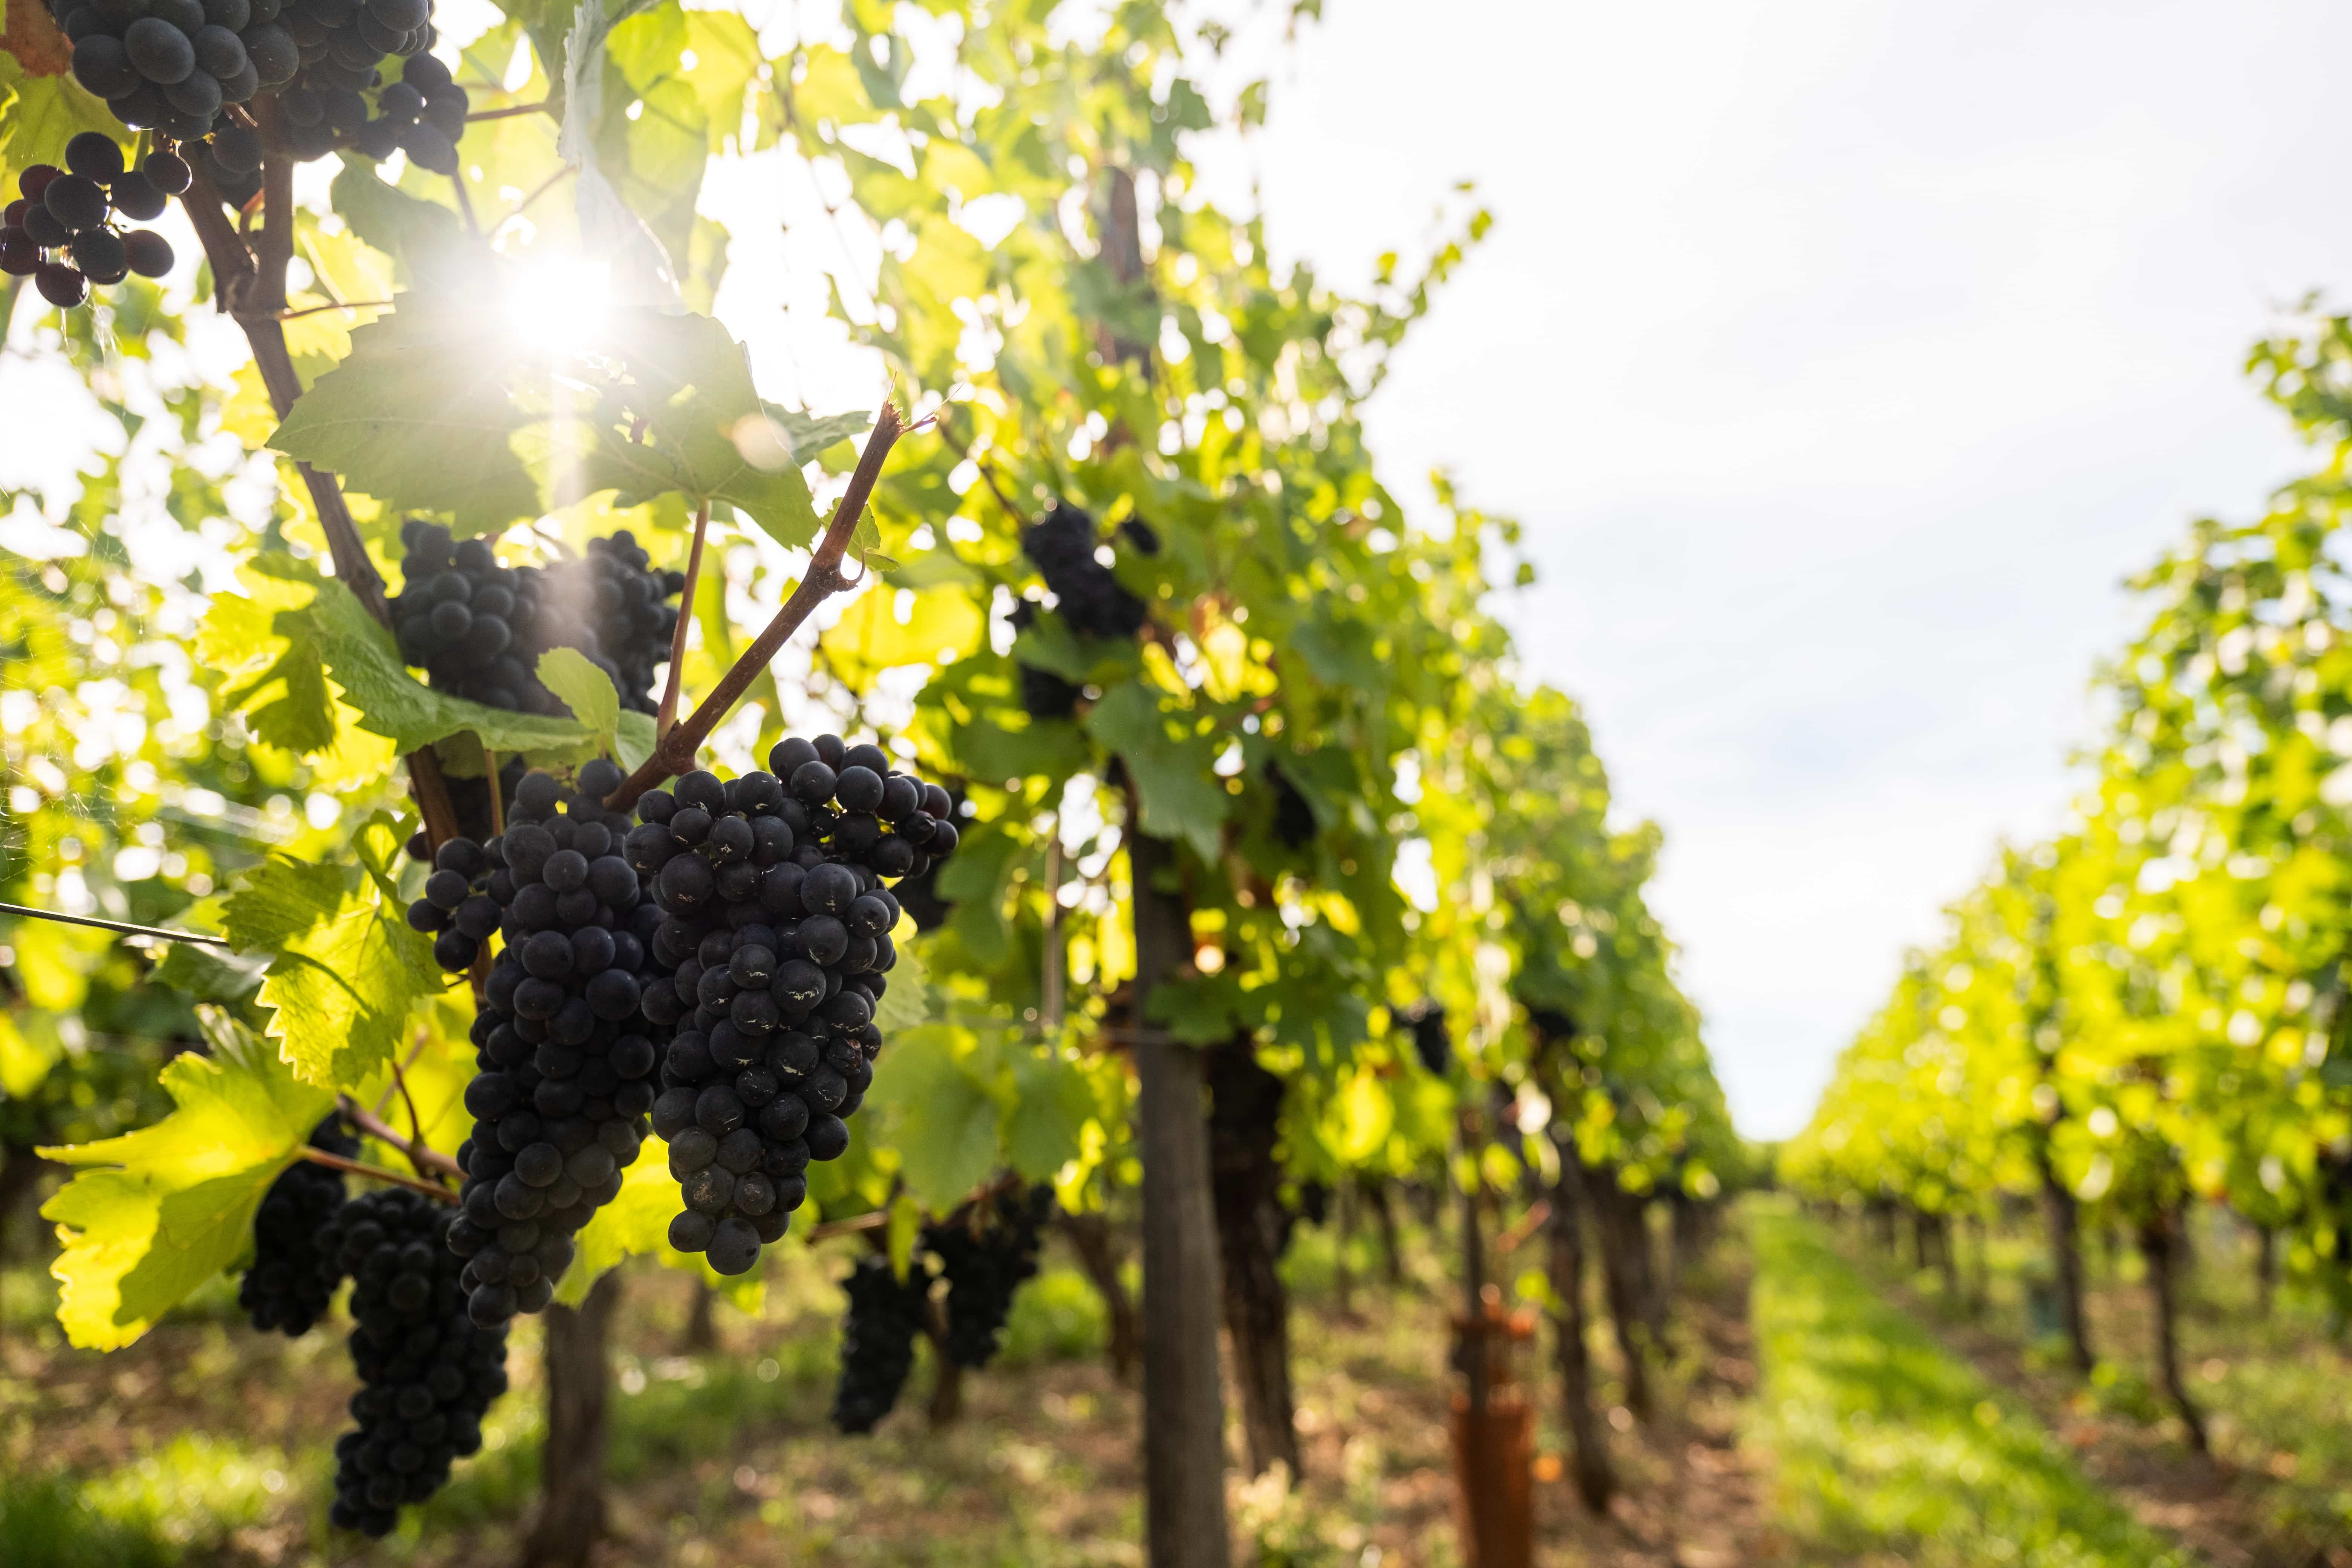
222;813;444;1089
1083;681;1231;862
38;1010;335;1349
269;299;832;547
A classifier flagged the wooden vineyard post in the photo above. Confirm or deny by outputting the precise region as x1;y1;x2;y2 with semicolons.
1127;816;1233;1568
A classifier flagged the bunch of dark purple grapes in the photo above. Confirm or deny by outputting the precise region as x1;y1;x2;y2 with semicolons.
60;0;291;143
925;1183;1054;1369
1405;1000;1451;1076
238;1112;356;1335
0;137;179;307
274;43;466;172
828;1253;934;1434
392;520;684;720
1019;500;1148;640
320;1187;508;1537
631;735;962;1277
418;762;663;1330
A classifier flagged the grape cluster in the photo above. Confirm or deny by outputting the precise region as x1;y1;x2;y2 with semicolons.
924;1184;1054;1369
392;520;684;720
238;1112;356;1335
269;11;464;171
829;1253;934;1435
1405;1000;1450;1076
0;138;179;308
59;0;287;144
1268;762;1315;849
321;1188;508;1537
634;736;962;1277
1020;500;1147;640
427;763;661;1329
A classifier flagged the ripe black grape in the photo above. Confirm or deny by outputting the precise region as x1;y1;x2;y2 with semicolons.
638;739;960;1277
923;1184;1054;1369
239;1112;357;1335
424;764;662;1329
321;1188;508;1537
829;1253;934;1434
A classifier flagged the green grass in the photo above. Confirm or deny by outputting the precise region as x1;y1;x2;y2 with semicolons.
0;1433;298;1568
1748;1198;2192;1567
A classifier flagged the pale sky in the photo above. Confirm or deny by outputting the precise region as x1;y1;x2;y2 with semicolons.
1223;0;2352;1138
11;1;2351;1141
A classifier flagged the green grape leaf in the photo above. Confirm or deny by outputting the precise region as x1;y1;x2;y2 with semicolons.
199;558;338;755
615;709;657;774
0;68;119;194
762;403;872;463
268;303;545;535
1083;682;1230;862
886;1192;922;1280
327;162;471;286
39;1017;334;1349
579;310;823;547
872;940;932;1035
152;940;268;1004
1144;973;1241;1045
536;648;620;755
303;576;605;756
865;1026;1000;1213
1003;1046;1093;1184
223;821;443;1087
0;1011;65;1099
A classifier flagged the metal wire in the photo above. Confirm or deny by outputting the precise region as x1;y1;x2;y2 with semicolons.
0;900;235;948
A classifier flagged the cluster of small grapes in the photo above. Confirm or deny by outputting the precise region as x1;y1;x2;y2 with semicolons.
1405;1000;1450;1076
393;520;683;721
828;1253;934;1435
239;1112;356;1335
1268;761;1316;849
61;0;290;144
633;737;962;1277
0;137;180;307
924;1184;1055;1369
1020;500;1148;640
320;1188;508;1537
273;32;463;170
425;763;663;1329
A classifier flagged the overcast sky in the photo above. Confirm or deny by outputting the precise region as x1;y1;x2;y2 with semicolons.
1214;0;2352;1138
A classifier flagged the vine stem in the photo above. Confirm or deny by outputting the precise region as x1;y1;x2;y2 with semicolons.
302;1144;459;1203
338;1092;466;1181
603;401;907;812
656;499;712;738
178;155;464;850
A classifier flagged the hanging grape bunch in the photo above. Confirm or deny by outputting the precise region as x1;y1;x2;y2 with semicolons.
238;1112;358;1336
634;735;962;1277
0;136;179;307
1005;599;1082;721
1406;999;1451;1076
1268;761;1316;849
271;21;465;172
1019;499;1149;640
924;1183;1055;1369
58;0;285;146
422;762;665;1329
320;1187;509;1538
828;1252;934;1435
391;521;684;719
